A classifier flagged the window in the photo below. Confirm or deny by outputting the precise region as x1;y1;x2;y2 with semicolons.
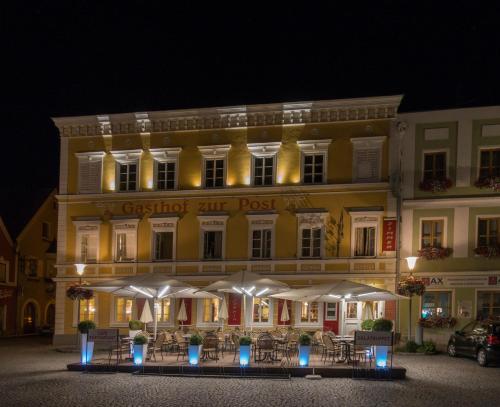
300;302;319;323
80;298;96;321
80;234;98;263
203;231;223;259
421;220;444;248
479;149;500;179
115;297;133;323
27;259;38;278
477;291;500;320
478;218;500;247
156;298;172;323
0;261;7;283
156;162;176;190
204;159;225;188
421;291;451;318
303;154;324;184
354;227;376;256
253;298;270;323
42;222;50;240
252;229;272;259
112;220;138;262
423;152;446;181
76;152;104;194
351;137;385;183
301;228;321;258
74;221;101;264
325;303;337;321
201;298;220;323
253;156;274;186
346;302;359;319
118;162;138;191
153;231;173;261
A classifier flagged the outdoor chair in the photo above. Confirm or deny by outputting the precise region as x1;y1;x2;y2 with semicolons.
147;332;166;362
322;334;341;365
312;331;326;360
231;332;240;362
201;332;219;361
254;333;278;363
174;331;188;361
108;337;130;363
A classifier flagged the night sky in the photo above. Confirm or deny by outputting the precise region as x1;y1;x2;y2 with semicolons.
2;2;500;235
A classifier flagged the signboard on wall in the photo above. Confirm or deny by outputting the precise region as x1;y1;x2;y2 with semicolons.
227;293;241;326
421;276;500;288
382;218;397;251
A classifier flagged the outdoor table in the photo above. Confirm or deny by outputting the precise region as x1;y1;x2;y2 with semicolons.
333;337;354;363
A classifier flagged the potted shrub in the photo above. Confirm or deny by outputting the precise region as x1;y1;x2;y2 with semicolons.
361;319;374;331
128;320;143;354
239;336;252;367
298;333;312;367
78;320;96;365
372;318;393;368
133;333;149;365
188;333;203;366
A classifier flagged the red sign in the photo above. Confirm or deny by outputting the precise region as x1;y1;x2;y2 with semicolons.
488;276;498;285
227;293;241;326
382;219;397;251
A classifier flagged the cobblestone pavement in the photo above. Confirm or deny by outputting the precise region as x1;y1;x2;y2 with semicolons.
1;337;499;407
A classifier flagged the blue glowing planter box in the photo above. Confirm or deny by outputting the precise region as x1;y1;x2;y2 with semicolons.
375;345;389;368
239;345;251;367
298;345;311;367
133;344;147;365
188;345;202;366
80;333;94;365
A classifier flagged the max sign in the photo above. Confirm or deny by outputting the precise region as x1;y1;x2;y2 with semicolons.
122;198;277;215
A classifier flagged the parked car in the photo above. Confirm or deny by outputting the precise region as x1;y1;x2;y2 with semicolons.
447;321;500;366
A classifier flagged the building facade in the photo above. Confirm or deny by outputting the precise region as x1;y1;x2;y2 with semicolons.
15;189;58;335
52;96;403;345
399;106;500;345
0;217;16;336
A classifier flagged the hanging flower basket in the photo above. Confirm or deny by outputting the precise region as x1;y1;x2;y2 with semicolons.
397;274;426;297
474;177;500;192
419;178;452;193
66;283;94;300
474;246;500;258
418;316;457;329
417;246;453;260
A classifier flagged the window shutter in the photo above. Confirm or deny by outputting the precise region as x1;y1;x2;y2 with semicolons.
79;159;102;194
355;149;380;182
126;232;136;260
87;234;98;262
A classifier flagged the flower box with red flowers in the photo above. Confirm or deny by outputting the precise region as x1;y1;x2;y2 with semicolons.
474;246;500;258
418;316;457;329
66;283;94;300
419;178;452;193
397;275;426;297
474;177;500;192
417;246;453;260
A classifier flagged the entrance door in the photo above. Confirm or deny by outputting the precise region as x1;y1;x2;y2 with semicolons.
23;302;36;334
46;304;55;329
344;302;362;335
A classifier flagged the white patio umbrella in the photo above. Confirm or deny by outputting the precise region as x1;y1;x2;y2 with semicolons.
202;270;289;332
177;299;188;328
219;295;229;331
140;300;154;333
272;280;406;336
280;300;290;323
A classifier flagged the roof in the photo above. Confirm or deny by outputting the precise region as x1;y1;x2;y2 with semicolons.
0;217;13;247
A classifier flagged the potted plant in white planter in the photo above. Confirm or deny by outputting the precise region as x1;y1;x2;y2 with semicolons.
372;318;393;368
128;320;143;354
239;336;252;367
78;320;96;365
298;333;312;367
133;333;149;365
188;333;203;366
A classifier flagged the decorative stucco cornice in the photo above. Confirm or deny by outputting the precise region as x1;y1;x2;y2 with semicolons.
52;95;403;138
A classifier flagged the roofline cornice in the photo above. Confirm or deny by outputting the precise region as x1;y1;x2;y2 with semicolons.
51;95;403;138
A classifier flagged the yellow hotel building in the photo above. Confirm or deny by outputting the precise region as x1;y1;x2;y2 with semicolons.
52;96;403;345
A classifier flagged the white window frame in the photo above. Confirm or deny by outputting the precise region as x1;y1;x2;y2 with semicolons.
345;301;362;322
296;211;328;259
350;136;385;183
199;145;230;189
150;148;181;191
75;152;105;194
324;302;338;321
72;296;99;327
474;288;500;320
248;142;281;186
419;288;455;318
110;296;136;327
349;211;382;257
111;150;142;192
148;215;179;261
297;140;331;184
245;297;274;328
196;297;221;328
294;301;324;328
246;213;278;260
111;217;139;262
421;149;450;181
475;214;500;251
73;219;101;264
154;298;175;327
198;214;228;260
476;145;500;180
418;217;448;250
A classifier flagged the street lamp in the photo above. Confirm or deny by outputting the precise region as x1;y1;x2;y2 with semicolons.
405;256;418;341
74;263;86;330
